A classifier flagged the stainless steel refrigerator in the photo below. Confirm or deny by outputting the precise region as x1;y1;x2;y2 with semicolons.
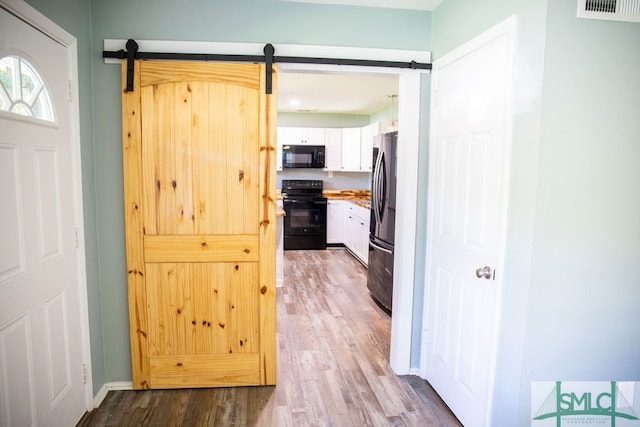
367;131;397;313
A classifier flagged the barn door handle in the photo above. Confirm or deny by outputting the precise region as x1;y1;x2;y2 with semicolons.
475;266;492;280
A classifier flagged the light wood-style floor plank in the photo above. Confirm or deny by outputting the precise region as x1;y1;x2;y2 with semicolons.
77;249;461;426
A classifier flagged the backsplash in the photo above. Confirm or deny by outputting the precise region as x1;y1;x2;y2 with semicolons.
277;169;371;190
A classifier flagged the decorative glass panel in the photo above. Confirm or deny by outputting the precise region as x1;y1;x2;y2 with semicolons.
0;56;54;122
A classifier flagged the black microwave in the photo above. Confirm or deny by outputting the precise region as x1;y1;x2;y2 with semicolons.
282;145;325;169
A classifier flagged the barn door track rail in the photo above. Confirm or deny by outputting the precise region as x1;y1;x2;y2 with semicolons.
103;39;432;94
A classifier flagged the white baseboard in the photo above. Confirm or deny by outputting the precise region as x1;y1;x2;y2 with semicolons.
93;381;134;408
408;367;422;376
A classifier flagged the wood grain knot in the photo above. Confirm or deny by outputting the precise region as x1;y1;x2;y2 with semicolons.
192;320;196;325
244;248;250;254
235;265;239;270
219;322;225;329
239;170;244;182
128;269;143;277
176;362;183;367
176;308;182;314
260;286;268;294
201;242;208;248
172;180;177;189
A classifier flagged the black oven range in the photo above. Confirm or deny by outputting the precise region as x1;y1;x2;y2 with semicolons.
281;180;327;250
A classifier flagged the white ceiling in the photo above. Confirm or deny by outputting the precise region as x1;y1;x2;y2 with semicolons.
279;0;443;11
278;71;399;115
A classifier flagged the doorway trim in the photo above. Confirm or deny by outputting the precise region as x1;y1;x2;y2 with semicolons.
104;39;430;374
0;0;93;411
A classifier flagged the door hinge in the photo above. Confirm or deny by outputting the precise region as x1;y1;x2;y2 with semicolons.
68;80;73;102
82;364;88;384
74;228;79;248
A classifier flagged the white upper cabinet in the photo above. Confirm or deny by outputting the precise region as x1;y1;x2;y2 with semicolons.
280;127;326;145
324;128;343;171
341;127;362;171
276;123;380;173
360;122;380;172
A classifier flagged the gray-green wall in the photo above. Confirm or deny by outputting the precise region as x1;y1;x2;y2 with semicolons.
520;1;640;426
433;0;640;425
25;0;106;395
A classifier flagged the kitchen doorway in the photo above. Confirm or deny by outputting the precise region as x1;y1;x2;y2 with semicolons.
276;60;426;374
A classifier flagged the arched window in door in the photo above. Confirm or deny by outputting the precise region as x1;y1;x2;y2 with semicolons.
0;55;54;122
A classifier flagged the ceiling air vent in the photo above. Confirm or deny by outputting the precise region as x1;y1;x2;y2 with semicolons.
577;0;640;22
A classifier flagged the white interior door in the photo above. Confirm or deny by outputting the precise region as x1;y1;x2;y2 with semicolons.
421;18;515;427
0;6;88;426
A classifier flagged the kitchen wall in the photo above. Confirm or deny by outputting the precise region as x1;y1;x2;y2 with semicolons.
24;0;106;395
432;0;640;425
21;0;431;387
277;112;372;190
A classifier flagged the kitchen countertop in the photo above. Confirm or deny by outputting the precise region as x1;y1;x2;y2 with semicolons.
324;190;371;209
275;189;371;209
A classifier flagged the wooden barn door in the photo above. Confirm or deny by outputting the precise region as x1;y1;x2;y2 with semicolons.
122;61;277;389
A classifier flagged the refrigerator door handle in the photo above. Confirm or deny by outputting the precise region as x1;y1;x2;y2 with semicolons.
378;152;386;222
369;239;393;254
373;151;384;225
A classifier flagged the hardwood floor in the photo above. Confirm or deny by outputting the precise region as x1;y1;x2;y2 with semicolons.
77;249;461;426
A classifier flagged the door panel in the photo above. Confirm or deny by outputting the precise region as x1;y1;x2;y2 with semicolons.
123;61;277;389
423;19;514;427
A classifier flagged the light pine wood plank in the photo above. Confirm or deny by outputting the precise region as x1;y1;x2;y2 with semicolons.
173;82;194;235
258;63;277;386
149;353;261;388
122;60;151;389
139;61;262;90
143;234;259;262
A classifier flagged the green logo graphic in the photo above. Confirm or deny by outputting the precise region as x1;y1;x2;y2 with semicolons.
533;381;639;427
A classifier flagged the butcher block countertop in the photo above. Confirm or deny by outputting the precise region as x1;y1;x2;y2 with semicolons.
276;206;286;217
324;190;371;209
275;189;371;209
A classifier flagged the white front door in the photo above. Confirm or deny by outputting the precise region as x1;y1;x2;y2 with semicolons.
0;6;88;426
422;18;515;427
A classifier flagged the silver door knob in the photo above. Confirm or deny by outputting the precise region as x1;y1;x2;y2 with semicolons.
475;266;492;279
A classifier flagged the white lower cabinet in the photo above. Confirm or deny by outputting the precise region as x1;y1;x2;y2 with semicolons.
341;201;370;265
326;200;344;244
